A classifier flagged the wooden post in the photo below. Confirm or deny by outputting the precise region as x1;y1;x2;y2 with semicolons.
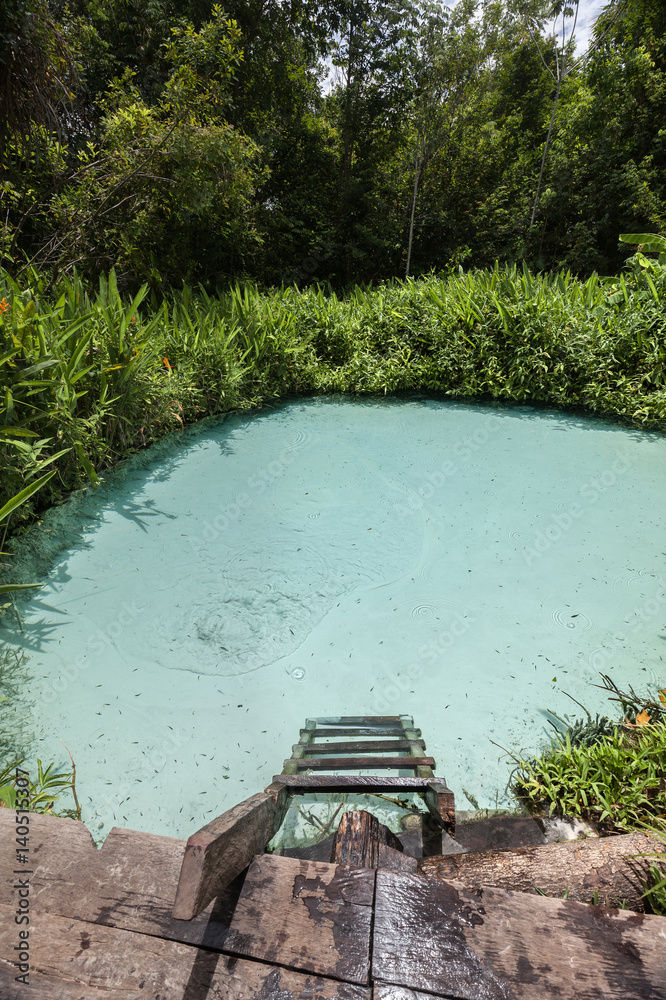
172;793;275;921
282;720;315;774
330;810;405;868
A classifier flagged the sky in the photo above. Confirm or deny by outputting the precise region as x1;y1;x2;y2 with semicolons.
544;0;609;57
321;1;613;92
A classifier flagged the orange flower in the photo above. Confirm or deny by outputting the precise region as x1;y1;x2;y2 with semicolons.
163;357;174;369
0;298;10;313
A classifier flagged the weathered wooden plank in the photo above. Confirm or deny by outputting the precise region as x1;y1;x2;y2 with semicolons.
0;809;96;902
376;843;418;874
330;811;404;869
225;853;375;984
304;728;420;738
0;903;370;999
284;756;436;771
418;831;666;911
373;869;666;999
0;811;239;950
308;717;406;726
374;987;450;1000
297;740;425;756
272;775;450;791
172;792;275;921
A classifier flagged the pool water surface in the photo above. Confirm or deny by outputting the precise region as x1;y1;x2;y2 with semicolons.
7;397;666;837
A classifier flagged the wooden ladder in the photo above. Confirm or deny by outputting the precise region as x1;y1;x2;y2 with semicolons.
272;714;455;848
172;714;455;921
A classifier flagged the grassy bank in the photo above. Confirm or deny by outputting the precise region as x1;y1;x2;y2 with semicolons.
2;260;666;540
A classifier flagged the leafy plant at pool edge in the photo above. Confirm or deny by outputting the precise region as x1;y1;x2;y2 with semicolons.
511;679;666;835
0;756;80;818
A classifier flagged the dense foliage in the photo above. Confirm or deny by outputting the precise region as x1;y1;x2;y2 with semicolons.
513;675;666;912
1;255;665;548
2;0;666;286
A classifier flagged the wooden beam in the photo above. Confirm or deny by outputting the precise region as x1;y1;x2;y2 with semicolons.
0;903;370;999
308;716;406;725
424;780;456;836
271;775;450;792
295;740;425;756
263;780;291;835
283;756;436;771
172;792;275;921
303;727;420;738
373;869;666;998
330;810;405;868
418;831;666;911
224;854;375;985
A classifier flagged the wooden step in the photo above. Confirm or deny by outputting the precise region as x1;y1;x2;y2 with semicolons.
272;774;451;791
307;715;411;726
283;755;435;771
301;726;420;737
293;739;425;756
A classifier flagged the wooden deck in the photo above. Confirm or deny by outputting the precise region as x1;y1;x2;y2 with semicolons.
1;810;666;999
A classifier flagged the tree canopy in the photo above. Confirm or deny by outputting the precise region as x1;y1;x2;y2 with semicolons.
2;0;665;287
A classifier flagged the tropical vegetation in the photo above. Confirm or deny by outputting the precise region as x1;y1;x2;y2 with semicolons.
513;675;666;913
2;0;666;287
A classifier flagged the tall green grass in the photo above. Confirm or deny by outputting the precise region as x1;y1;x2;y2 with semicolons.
1;259;665;546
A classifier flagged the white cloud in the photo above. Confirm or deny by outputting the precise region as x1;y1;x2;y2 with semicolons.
543;1;609;57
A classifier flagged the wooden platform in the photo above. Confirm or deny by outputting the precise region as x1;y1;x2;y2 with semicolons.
2;810;666;999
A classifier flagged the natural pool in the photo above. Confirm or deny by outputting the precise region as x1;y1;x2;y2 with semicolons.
5;397;666;838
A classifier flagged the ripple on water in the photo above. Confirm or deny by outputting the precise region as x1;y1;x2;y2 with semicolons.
410;603;441;625
552;607;594;632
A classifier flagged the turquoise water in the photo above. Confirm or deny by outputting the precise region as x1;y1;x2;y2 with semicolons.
6;397;666;837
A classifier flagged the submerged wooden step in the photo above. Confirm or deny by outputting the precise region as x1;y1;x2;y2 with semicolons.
294;739;425;756
283;755;436;771
301;726;420;737
307;716;410;726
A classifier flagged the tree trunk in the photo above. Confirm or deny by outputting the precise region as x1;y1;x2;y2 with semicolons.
405;140;422;279
529;76;561;232
418;832;666;912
